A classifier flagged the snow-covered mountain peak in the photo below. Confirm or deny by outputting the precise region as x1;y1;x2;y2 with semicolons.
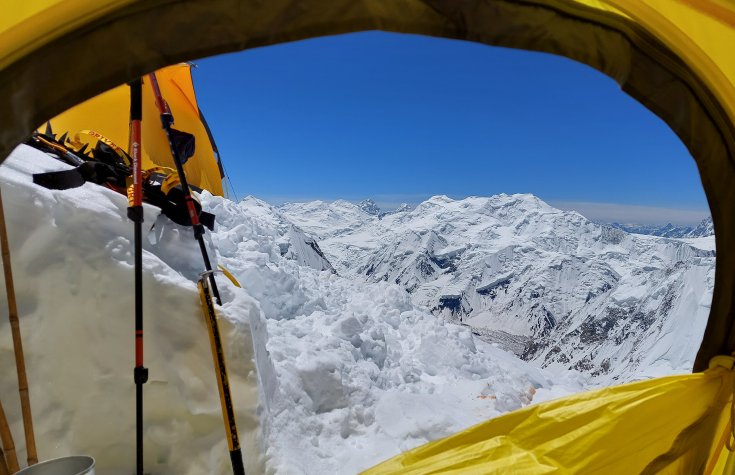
285;192;714;383
687;216;714;237
358;198;382;215
279;199;376;240
392;203;412;213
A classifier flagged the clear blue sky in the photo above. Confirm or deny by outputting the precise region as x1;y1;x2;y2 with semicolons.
192;31;709;224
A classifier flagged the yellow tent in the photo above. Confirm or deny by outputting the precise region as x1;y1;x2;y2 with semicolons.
2;0;735;472
42;63;225;196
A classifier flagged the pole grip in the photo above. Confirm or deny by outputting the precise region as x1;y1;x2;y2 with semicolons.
128;79;143;208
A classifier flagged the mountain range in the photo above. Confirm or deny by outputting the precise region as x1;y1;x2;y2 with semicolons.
607;217;713;238
280;194;715;382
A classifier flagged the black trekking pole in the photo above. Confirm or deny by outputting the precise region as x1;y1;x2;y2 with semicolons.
127;78;148;475
147;72;221;305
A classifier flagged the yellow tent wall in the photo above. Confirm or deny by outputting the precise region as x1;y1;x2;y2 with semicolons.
364;364;735;474
44;63;224;196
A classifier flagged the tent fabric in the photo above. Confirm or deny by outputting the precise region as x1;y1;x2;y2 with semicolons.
42;63;224;196
1;0;735;368
362;366;735;474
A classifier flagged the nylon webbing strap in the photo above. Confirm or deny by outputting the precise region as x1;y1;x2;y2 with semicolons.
32;168;85;190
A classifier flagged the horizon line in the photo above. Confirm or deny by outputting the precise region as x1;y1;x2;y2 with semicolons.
231;193;710;226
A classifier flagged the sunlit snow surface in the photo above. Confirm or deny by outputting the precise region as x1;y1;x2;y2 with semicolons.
282;196;715;384
0;145;711;474
204;194;583;474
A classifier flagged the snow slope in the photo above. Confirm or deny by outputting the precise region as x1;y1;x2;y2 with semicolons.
281;195;715;383
205;194;581;474
0;146;580;474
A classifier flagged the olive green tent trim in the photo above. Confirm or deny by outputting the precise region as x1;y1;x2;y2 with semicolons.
1;0;733;370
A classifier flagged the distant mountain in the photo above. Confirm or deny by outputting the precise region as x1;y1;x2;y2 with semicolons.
686;216;714;237
358;199;382;216
607;216;713;238
392;203;412;214
280;199;374;240
281;194;715;382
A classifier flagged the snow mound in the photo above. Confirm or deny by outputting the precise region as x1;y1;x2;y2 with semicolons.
0;146;264;474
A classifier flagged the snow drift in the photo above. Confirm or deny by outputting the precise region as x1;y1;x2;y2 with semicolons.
0;147;264;474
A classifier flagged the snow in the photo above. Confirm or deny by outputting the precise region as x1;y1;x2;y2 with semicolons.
0;145;715;474
677;235;716;251
205;192;580;474
0;146;264;474
280;195;715;384
0;145;584;475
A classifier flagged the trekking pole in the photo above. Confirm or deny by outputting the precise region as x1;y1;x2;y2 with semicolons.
0;187;37;467
0;398;17;474
198;271;245;475
147;72;221;305
127;78;148;475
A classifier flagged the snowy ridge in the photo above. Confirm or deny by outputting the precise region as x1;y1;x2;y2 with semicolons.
608;216;713;238
358;198;382;216
1;145;580;474
281;194;715;383
686;216;715;237
215;195;335;273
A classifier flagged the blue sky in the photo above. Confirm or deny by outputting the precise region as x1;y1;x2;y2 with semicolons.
193;32;709;224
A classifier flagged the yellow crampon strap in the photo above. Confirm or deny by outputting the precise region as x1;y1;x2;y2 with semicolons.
217;265;241;288
142;166;191;198
35;134;69;155
144;166;177;179
126;166;181;207
71;129;131;167
161;172;181;196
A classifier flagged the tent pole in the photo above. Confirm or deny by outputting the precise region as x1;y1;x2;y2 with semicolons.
0;187;37;467
0;398;17;474
127;78;147;475
147;72;221;305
